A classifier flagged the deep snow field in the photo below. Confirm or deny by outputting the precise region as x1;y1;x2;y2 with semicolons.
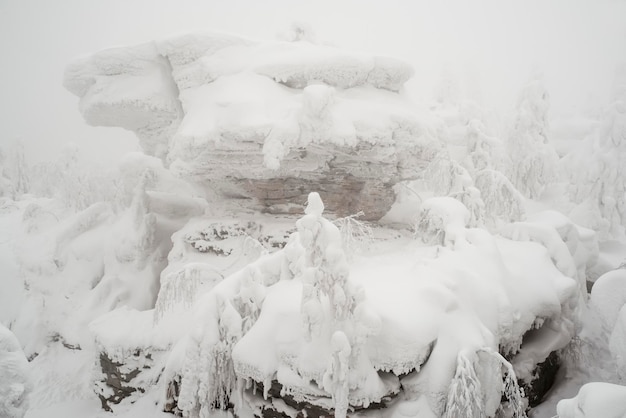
1;28;626;418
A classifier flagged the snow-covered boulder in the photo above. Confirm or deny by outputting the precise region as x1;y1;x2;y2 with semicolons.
590;269;626;379
169;193;579;418
557;382;626;418
0;324;31;418
64;32;434;220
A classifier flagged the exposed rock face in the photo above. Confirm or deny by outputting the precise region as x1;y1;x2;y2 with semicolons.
64;32;434;220
96;350;155;411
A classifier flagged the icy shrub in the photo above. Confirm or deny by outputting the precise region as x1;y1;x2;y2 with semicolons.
332;211;373;258
424;153;472;197
474;169;525;226
415;197;469;246
30;145;119;210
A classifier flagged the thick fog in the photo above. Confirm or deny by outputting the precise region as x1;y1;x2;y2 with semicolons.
1;0;625;164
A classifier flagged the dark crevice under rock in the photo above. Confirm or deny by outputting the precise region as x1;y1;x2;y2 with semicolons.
252;380;392;418
522;350;561;408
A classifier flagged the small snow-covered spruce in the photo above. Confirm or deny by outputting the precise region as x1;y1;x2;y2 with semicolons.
298;193;376;417
209;322;238;410
297;192;352;323
176;293;244;418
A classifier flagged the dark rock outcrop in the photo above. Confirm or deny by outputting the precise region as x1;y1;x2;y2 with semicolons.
95;349;157;412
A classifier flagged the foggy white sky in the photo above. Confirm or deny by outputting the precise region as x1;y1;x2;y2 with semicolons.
1;0;625;165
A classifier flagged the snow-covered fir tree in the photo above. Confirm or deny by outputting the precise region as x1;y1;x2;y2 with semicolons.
507;76;559;199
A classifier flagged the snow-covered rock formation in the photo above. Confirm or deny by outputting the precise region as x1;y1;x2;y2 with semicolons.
155;192;580;418
557;382;626;418
64;32;429;221
0;324;31;418
5;29;618;418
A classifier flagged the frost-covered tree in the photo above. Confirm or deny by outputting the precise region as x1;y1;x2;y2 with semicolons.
425;153;473;197
30;144;118;210
296;193;379;418
435;64;461;105
474;169;525;226
567;68;626;238
466;119;504;173
297;192;354;326
507;76;559;199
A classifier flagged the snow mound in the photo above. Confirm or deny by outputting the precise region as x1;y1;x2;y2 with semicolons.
557;382;626;418
590;269;626;379
0;324;31;418
590;269;626;329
